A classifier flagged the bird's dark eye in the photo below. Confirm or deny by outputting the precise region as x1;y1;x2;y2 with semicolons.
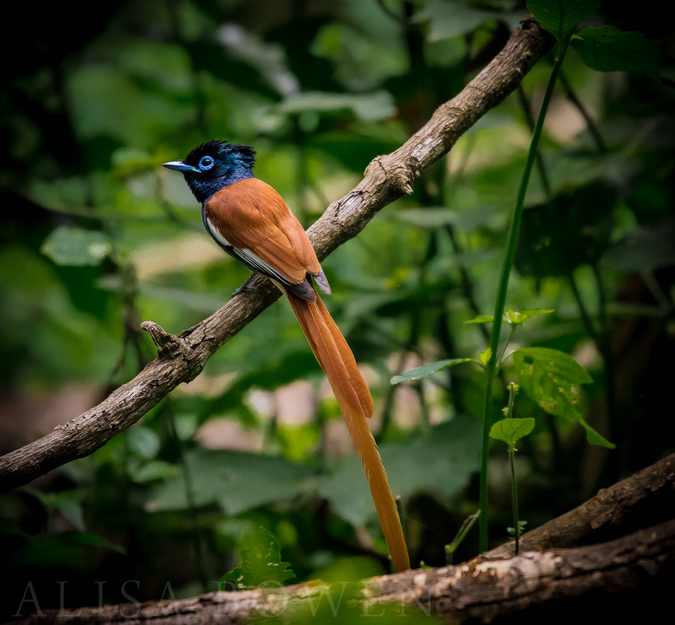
198;155;215;171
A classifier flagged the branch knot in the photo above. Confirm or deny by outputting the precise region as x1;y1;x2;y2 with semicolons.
366;156;415;196
141;321;190;360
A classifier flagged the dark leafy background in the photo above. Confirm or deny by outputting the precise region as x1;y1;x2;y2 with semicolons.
1;0;673;618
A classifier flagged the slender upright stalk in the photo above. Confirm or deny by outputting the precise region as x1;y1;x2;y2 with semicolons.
509;448;520;554
568;271;600;344
167;406;209;591
558;70;607;154
592;263;620;465
478;36;571;552
516;85;552;198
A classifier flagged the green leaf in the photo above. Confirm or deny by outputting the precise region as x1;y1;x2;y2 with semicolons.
528;0;599;38
514;347;592;385
393;207;461;228
513;347;589;420
603;219;675;273
478;347;492;367
147;449;313;515
41;227;112;267
512;348;612;448
466;309;554;326
416;0;501;42
465;314;494;325
319;414;481;526
126;426;160;460
507;520;528;536
489;418;536;448
390;358;473;385
445;510;480;564
131;460;179;483
222;526;295;589
278;90;395;122
580;417;616;449
504;308;555;325
31;489;86;531
16;532;126;569
516;182;616;278
573;27;660;73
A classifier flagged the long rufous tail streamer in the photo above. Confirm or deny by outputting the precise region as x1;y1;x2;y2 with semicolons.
287;291;410;572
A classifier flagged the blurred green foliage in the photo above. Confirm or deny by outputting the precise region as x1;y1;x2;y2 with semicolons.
1;0;674;618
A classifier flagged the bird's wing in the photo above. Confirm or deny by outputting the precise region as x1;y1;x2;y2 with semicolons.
204;177;321;287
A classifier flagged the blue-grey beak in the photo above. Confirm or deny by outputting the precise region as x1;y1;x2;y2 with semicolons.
163;160;200;174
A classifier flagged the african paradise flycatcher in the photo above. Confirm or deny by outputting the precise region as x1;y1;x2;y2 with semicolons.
164;140;410;572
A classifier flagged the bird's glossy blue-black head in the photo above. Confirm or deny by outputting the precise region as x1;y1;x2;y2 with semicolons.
163;140;256;203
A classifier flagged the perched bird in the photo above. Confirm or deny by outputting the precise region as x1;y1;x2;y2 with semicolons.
164;140;410;572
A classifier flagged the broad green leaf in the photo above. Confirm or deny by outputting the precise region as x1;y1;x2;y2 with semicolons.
311;20;407;91
217;24;299;97
507;520;528;536
29;178;91;214
466;309;554;326
319;414;481;526
603;219;675;273
489;418;536;448
111;147;165;177
512;347;590;420
516;182;616;278
391;358;473;385
126;426;160;460
528;0;599;38
514;347;592;385
41;227;111;267
394;204;500;232
416;0;501;41
445;510;480;563
278;91;395;122
16;532;126;569
222;526;295;588
580;417;616;449
465;314;494;325
573;27;660;73
31;489;86;531
146;449;313;515
393;207;460;228
512;348;612;448
504;308;555;325
131;460;179;483
68;64;192;147
478;347;492;367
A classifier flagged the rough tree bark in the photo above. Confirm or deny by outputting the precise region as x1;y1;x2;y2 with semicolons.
10;519;675;625
485;451;675;559
0;20;551;491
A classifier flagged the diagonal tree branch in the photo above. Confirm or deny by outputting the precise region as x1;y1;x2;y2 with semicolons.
484;451;675;559
9;519;675;624
0;20;551;491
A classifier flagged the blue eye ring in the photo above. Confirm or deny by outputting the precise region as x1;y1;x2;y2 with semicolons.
198;155;215;171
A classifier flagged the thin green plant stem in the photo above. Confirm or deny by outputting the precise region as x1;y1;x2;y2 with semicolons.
558;69;607;154
478;36;572;553
591;263;619;460
445;510;480;564
509;449;520;554
567;271;600;344
516;84;552;198
504;382;520;555
167;406;209;591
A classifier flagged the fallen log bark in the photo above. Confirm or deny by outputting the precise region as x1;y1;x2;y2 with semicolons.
10;520;675;625
485;451;675;558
